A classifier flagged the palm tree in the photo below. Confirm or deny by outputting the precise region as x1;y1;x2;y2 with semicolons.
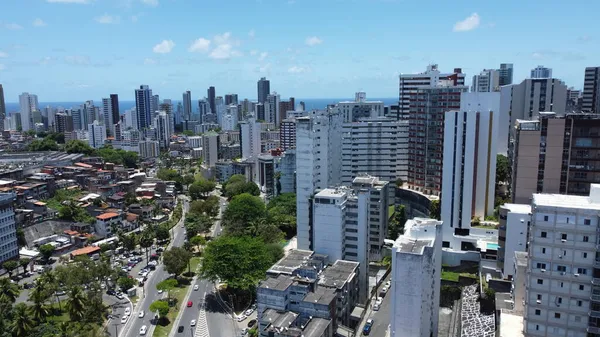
18;258;30;275
39;271;61;310
11;303;34;337
65;286;86;321
0;278;20;303
29;286;49;322
56;322;72;337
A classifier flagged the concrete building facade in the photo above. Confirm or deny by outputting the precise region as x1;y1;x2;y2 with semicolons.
497;203;531;280
583;67;600;113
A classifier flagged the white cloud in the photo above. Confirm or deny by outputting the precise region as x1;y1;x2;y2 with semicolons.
141;0;158;6
0;51;7;58
250;50;258;56
144;58;157;65
305;36;323;46
209;44;241;60
288;66;308;73
153;40;175;54
531;52;544;60
188;38;211;53
47;0;91;3
33;18;47;27
214;32;232;45
4;23;23;30
0;64;5;71
64;55;90;65
248;29;255;38
258;52;268;61
95;14;119;24
453;13;480;32
258;63;271;73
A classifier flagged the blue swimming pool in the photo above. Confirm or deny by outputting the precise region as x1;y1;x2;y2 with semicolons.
487;243;499;250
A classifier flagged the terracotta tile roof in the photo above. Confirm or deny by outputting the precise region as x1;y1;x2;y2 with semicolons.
96;212;120;220
74;162;93;168
126;213;138;222
71;246;100;256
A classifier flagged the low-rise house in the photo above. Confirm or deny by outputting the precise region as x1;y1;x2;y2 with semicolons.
94;212;121;237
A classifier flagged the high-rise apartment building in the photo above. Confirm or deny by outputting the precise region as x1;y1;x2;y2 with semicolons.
472;69;500;92
407;82;468;196
110;94;119;126
0;84;5;131
497;203;531;279
511;113;600;203
101;98;114;137
257;77;270;104
498;63;514;86
139;140;159;158
296;109;342;250
240;118;261;160
390;218;442;337
215;96;225;126
19;92;39;131
225;93;238;106
313;186;369;302
183;90;192;121
88;120;106;149
151;95;160;120
0;193;18;264
153;111;172;149
198;99;209;124
265;93;281;125
280;118;296;150
500;78;568;154
397;64;465;120
202;132;219;167
55;113;74;133
279;97;295;123
531;65;553;79
341;117;405;185
523;186;600;336
583;67;600;113
338;92;384;122
441;92;500;249
135;85;152;129
207;86;216;114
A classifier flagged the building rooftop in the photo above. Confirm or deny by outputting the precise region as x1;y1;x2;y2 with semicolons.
318;260;358;289
533;185;600;210
259;274;294;291
71;245;101;257
303;287;336;305
514;251;528;267
502;203;531;214
268;249;315;275
301;318;331;337
395;237;432;254
314;186;352;199
96;212;120;220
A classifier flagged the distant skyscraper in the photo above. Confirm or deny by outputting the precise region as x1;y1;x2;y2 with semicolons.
257;77;270;103
472;69;500;92
183;91;192;121
102;98;114;137
207;86;216;114
0;84;5;131
153;111;172;149
110;94;119;125
198;99;209;124
530;65;552;79
498;63;513;86
69;108;82;130
55;113;74;133
88;120;106;149
135;85;152;129
583;67;600;113
82;100;96;130
18;92;39;131
151;94;160;120
215;96;225;126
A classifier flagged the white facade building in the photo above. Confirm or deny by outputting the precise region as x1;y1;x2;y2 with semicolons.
341;117;404;185
296;109;342;251
0;193;18;264
531;65;552;79
313;186;369;303
215;96;225;126
524;186;600;337
390;218;442;337
19;92;38;131
441;92;500;249
88;121;106;149
139;140;159;158
124;108;138;130
472;69;500;92
187;136;202;149
338;92;384;123
153;111;172;149
265;93;281;125
221;104;238;131
498;203;531;279
240;118;261;160
101;97;114;137
202;133;219;167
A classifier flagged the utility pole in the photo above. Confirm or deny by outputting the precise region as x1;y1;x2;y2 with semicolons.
113;323;119;337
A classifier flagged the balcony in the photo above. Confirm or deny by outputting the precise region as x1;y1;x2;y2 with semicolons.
588;327;600;334
593;278;600;285
591;311;600;318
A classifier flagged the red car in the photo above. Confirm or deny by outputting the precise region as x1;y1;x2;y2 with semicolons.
187;301;193;307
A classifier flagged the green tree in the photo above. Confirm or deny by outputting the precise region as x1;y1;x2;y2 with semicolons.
200;236;275;291
245;218;283;244
39;244;55;262
117;277;135;292
28;138;59;151
3;260;18;278
189;179;216;200
156;279;178;303
189;235;206;253
155;224;170;242
65;140;96;155
19;258;30;275
387;205;407;240
0;278;20;302
429;199;441;220
182;175;195;186
11;303;34;337
267;193;296;237
496;154;510;183
119;233;137;252
162;247;192;276
149;300;169;318
395;178;404;187
16;227;26;247
29;286;50;322
65;287;86;321
156;168;182;182
222;193;266;235
139;231;154;264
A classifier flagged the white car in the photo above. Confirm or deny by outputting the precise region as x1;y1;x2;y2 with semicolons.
121;315;128;324
193;285;199;291
158;289;163;294
125;308;131;316
138;311;145;318
190;320;196;326
244;308;254;316
139;325;147;335
237;315;246;322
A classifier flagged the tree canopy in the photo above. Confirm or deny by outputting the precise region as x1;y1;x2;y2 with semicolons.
149;300;169;317
222;193;266;235
162;247;192;275
267;193;296;238
429;199;440;220
496;154;510;184
223;175;260;199
188;179;216;200
28;138;59;152
65;140;96;156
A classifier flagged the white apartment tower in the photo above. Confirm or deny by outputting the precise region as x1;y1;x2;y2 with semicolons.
313;186;369;303
101;98;114;137
338;92;384;122
182;90;192;121
341;117;405;185
296;109;343;251
240;118;262;160
153;111;172;149
202;132;219;168
472;69;500;92
280;118;296;150
139;140;160;158
497;203;531;279
265;92;281;125
524;185;600;337
88;120;106;149
441;92;500;249
390;218;442;337
0;193;18;264
531;65;553;79
19;92;39;132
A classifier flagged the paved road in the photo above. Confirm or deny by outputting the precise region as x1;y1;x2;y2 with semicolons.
121;197;190;337
363;275;391;337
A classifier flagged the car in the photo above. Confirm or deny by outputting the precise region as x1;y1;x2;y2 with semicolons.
139;325;147;335
55;290;66;296
190;320;196;326
125;308;131;316
106;289;116;296
244;308;254;316
385;280;391;288
363;319;374;335
177;326;184;333
237;315;247;322
121;315;128;324
127;266;133;271
116;293;124;300
379;287;388;297
241;328;249;335
139;311;145;318
247;319;257;328
193;284;199;291
158;289;163;294
187;301;193;307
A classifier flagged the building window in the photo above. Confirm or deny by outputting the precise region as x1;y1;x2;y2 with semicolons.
557;297;562;304
583;252;588;258
537;263;546;269
561;233;567;240
577;300;583;307
560;282;564;288
584;236;590;242
537;279;544;285
537;294;542;300
536;325;539;331
580;285;585;291
554;313;561;319
541;232;547;238
585;219;591;225
577;268;587;275
542;248;546;254
556;265;566;272
544;215;549;221
535;309;541;315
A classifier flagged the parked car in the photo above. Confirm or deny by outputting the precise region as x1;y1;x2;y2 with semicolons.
363;319;374;335
125;308;131;316
244;308;254;316
247;319;257;328
237;315;247;322
379;287;388;297
116;293;124;300
193;285;199;291
139;325;147;335
121;316;128;324
190;320;196;326
177;326;184;333
187;301;193;307
139;311;145;318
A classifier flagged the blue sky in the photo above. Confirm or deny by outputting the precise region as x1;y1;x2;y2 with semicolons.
0;0;598;102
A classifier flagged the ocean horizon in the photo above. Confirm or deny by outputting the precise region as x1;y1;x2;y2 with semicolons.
4;98;398;115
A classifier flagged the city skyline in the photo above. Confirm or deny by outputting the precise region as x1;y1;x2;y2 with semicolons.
0;0;598;100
